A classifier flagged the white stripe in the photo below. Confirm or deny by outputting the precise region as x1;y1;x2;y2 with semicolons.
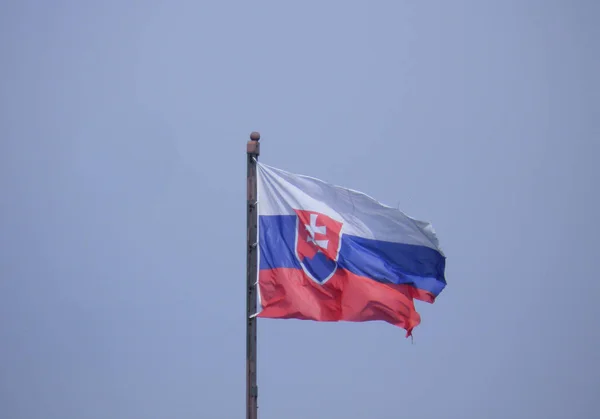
257;163;443;254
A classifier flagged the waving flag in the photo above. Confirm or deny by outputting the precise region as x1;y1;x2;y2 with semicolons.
255;163;446;336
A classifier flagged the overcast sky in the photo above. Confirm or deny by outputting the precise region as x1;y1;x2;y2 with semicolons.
1;1;599;418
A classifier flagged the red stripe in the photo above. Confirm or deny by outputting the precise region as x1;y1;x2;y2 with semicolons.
257;268;423;337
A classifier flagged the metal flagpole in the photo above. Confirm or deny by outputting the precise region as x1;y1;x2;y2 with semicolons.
246;131;260;419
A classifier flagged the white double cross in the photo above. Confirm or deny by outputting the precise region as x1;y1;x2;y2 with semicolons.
304;213;328;250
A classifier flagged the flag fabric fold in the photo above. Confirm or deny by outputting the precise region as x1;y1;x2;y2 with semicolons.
255;163;446;336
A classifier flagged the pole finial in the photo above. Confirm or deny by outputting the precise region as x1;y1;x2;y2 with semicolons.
250;131;260;141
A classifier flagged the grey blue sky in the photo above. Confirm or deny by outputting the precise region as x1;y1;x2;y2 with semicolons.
1;1;598;418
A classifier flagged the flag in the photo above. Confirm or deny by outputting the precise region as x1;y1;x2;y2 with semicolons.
255;163;446;336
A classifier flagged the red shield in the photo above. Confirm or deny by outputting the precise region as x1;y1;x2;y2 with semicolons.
294;209;343;283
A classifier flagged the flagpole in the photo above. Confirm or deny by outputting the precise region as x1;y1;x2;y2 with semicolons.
246;131;260;419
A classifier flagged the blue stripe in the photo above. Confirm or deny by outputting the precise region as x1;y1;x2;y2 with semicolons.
258;215;446;297
338;236;446;297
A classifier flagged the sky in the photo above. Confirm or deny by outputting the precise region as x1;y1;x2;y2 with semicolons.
1;1;599;418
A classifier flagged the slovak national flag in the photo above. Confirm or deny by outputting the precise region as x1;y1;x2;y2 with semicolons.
255;163;446;336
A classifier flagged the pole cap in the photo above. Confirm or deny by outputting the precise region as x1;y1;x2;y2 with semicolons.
250;131;261;141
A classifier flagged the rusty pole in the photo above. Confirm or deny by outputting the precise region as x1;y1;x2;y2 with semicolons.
246;131;260;419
